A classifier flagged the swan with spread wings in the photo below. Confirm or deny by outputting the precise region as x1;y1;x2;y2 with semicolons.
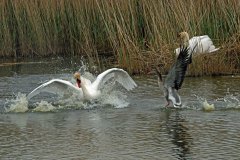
27;68;137;101
175;33;219;57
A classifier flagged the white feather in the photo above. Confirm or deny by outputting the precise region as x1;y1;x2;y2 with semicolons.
27;79;83;100
175;35;219;56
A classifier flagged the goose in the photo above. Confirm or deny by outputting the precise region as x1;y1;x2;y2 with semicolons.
155;32;193;107
27;68;137;101
175;32;219;57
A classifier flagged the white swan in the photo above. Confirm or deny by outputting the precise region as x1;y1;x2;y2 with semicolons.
175;32;219;57
27;68;137;101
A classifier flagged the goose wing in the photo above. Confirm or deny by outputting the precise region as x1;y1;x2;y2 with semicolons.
27;79;82;100
165;47;191;90
91;68;137;91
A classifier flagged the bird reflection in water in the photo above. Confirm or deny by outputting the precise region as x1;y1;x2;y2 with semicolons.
165;110;193;159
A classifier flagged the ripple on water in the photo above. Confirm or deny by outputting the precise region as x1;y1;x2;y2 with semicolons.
1;67;240;159
180;110;240;159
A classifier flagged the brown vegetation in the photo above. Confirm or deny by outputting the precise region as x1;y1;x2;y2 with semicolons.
0;0;240;75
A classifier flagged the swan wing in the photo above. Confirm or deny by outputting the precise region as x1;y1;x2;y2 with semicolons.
190;35;219;53
175;36;203;56
91;68;137;91
176;35;219;56
27;79;82;100
199;36;219;52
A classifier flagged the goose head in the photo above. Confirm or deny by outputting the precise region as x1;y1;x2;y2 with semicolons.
74;72;81;88
178;31;189;48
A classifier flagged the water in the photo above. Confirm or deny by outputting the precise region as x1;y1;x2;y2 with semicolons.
1;57;240;159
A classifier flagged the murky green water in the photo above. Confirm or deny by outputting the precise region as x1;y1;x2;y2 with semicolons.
0;57;240;159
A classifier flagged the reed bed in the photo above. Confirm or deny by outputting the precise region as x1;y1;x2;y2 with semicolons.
0;0;240;75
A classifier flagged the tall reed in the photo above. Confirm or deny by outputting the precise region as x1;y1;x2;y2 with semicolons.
0;0;240;75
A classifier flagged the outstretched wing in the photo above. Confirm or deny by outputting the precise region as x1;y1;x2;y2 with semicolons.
176;35;219;56
27;79;82;100
190;35;219;53
91;68;137;91
165;47;191;90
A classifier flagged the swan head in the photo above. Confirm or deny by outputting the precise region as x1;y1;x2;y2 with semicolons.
178;31;189;48
74;72;81;88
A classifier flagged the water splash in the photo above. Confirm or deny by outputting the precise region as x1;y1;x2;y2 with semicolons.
78;58;88;75
4;93;29;113
77;63;130;109
4;62;131;113
217;90;240;109
42;77;130;110
100;90;129;108
189;89;240;111
4;88;129;113
33;101;56;112
56;85;130;109
4;93;57;113
202;100;215;112
194;95;215;111
77;57;99;77
56;94;87;110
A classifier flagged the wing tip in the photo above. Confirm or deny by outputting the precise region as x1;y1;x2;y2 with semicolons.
26;94;32;100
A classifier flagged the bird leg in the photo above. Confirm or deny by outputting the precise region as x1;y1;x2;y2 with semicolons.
165;101;170;107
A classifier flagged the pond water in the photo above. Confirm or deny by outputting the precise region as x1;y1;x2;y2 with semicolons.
0;57;240;159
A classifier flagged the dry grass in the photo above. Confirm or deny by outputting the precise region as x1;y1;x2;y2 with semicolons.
0;0;240;75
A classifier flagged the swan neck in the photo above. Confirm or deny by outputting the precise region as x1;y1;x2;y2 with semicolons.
81;83;87;93
81;82;91;99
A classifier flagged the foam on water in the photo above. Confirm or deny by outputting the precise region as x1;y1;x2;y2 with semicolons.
4;93;29;113
100;90;129;108
33;101;57;112
4;81;130;113
5;80;239;113
4;91;129;114
4;93;58;113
